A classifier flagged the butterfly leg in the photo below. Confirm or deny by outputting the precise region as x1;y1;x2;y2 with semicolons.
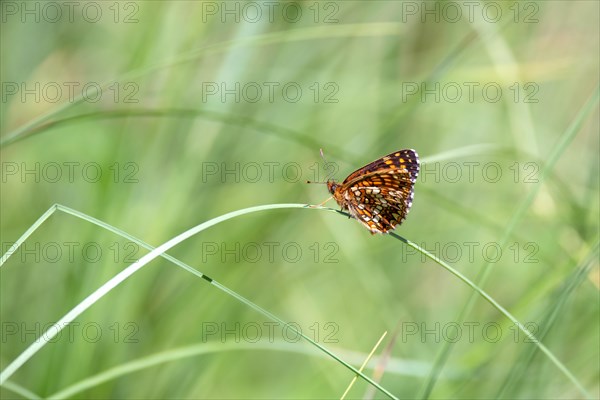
308;196;334;208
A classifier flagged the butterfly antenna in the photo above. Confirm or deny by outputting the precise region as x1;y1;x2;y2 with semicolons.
319;148;328;164
307;148;331;184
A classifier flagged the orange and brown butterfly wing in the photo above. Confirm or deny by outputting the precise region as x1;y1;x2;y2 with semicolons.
334;149;419;234
343;149;419;185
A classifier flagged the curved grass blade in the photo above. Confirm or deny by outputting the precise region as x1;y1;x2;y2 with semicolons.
0;203;397;399
0;108;353;164
417;86;600;399
1;23;405;147
495;242;599;398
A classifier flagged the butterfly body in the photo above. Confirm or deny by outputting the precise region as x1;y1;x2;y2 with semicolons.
326;149;419;234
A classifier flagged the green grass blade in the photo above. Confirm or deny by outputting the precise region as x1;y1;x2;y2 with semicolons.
0;108;354;163
418;85;600;399
0;203;397;399
47;340;431;399
0;380;41;400
390;234;592;399
1;23;405;148
0;205;58;267
495;241;599;398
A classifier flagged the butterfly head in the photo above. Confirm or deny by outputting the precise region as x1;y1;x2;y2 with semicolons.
326;179;348;207
326;179;338;195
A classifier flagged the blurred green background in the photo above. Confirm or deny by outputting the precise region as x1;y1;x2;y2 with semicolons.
1;1;598;399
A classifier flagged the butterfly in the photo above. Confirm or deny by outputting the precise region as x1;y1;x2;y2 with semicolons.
311;149;419;234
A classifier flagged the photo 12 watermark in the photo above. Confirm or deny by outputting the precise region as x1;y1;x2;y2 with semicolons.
401;241;539;264
399;2;539;24
1;162;140;184
1;81;140;104
401;321;541;344
200;1;340;24
1;241;140;265
200;81;339;104
200;321;339;343
419;161;540;184
1;1;140;24
200;241;339;264
2;321;140;344
200;160;338;184
401;81;539;104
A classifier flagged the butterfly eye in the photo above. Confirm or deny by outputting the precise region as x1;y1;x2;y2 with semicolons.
326;181;337;194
